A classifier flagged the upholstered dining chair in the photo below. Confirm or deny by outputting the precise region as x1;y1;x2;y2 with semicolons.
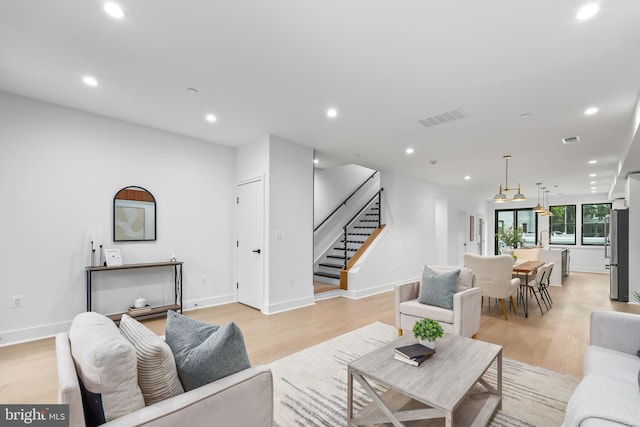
463;253;520;320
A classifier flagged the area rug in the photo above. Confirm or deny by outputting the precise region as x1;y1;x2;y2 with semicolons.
268;322;579;426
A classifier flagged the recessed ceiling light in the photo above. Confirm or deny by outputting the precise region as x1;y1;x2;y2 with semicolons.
577;3;599;20
464;176;471;180
521;113;531;119
590;181;597;184
588;159;598;164
591;187;597;190
589;173;597;177
313;159;319;164
430;160;438;165
82;76;98;87
584;107;599;115
205;114;217;123
326;108;337;118
405;148;414;155
104;2;126;19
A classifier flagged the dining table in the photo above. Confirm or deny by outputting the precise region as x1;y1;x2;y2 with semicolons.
512;260;545;318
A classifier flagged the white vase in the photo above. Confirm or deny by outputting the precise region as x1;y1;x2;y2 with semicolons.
419;338;436;350
501;246;514;256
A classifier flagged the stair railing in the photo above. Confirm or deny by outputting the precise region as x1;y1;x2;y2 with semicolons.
314;171;378;232
341;188;384;268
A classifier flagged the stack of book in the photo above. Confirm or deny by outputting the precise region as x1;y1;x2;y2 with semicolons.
128;304;152;315
394;343;435;366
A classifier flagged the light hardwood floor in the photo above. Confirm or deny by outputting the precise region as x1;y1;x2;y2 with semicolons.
1;271;638;405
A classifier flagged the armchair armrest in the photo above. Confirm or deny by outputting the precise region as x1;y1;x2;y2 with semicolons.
395;281;420;330
590;311;640;356
452;287;482;337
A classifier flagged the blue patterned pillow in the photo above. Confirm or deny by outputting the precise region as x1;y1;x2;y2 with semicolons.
418;266;460;310
165;311;251;391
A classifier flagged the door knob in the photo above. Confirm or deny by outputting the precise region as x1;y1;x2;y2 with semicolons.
252;249;261;254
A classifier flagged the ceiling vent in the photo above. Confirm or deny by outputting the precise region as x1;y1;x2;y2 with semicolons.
562;136;580;144
418;108;467;128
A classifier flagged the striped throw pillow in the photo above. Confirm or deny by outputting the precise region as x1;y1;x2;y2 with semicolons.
119;314;184;405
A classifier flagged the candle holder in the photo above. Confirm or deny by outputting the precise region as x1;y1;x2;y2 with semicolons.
90;240;96;267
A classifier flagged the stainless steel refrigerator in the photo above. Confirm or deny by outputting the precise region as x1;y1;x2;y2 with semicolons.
604;209;629;302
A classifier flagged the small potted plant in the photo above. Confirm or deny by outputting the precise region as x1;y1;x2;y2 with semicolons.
496;225;524;254
412;317;444;350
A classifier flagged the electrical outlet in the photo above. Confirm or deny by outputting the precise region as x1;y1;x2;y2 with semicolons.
289;276;294;286
200;275;206;285
12;295;24;308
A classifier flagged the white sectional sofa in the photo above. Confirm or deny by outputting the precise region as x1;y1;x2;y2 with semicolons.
563;311;640;427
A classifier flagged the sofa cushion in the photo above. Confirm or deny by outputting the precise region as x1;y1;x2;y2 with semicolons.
119;314;185;405
584;345;640;387
564;374;640;427
69;312;145;425
418;266;460;309
399;299;454;324
165;311;251;391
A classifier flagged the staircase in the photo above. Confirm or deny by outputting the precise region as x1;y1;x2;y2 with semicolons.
314;201;381;286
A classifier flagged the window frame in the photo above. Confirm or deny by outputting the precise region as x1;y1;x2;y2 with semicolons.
549;204;577;246
580;203;612;246
494;208;538;254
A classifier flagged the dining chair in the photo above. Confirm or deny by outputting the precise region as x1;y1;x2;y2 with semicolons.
522;264;548;314
540;262;554;306
463;253;520;320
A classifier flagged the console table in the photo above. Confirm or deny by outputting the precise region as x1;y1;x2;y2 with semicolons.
85;261;183;322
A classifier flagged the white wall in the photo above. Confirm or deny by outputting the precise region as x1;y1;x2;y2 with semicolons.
313;164;377;226
487;193;611;273
0;92;236;345
267;136;314;313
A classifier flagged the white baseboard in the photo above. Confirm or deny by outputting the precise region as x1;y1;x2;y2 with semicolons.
182;294;236;311
343;283;395;300
263;296;316;315
0;319;72;347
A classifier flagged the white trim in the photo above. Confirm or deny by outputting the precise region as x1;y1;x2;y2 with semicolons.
0;319;71;347
262;296;315;315
182;294;236;311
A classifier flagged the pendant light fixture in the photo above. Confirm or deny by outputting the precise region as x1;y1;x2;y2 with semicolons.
493;155;526;203
539;187;550;216
533;183;545;213
545;189;554;217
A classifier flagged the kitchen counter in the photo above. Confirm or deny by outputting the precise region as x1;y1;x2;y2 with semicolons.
513;247;569;286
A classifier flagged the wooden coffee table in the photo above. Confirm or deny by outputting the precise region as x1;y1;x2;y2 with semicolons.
347;333;502;427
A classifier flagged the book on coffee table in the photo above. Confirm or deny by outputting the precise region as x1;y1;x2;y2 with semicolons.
393;352;433;366
394;343;435;360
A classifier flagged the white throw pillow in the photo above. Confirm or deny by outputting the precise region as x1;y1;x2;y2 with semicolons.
119;314;184;405
69;312;145;425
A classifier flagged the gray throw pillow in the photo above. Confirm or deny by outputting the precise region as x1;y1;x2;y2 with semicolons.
418;266;460;310
165;311;251;391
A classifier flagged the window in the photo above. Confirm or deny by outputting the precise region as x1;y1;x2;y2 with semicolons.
495;208;538;254
549;205;576;245
581;203;611;245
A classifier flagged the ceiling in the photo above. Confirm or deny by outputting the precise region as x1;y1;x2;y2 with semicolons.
2;1;640;201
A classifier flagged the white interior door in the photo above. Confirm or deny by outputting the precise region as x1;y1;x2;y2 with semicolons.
237;179;264;310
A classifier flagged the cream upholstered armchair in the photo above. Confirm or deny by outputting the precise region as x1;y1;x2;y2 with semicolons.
395;266;482;338
463;253;520;320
